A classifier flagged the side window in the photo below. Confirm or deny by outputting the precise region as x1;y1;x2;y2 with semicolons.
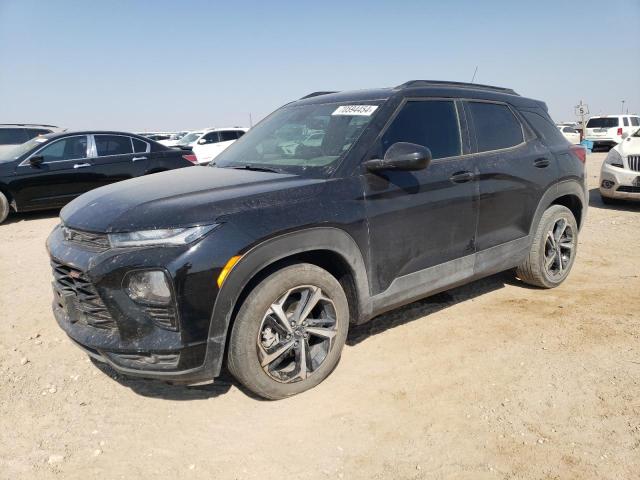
132;137;149;153
623;117;629;126
94;135;133;156
563;127;577;133
200;132;220;144
220;130;239;141
521;111;568;146
466;101;523;152
0;128;28;145
37;136;88;162
381;100;461;160
631;117;640;127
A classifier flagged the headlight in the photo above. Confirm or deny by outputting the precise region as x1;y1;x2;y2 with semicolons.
108;224;218;248
604;149;624;168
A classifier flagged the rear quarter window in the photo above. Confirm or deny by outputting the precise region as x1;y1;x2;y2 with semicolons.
521;111;569;146
631;117;640;126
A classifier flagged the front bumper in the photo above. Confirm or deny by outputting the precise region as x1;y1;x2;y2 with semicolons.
599;163;640;200
46;223;241;383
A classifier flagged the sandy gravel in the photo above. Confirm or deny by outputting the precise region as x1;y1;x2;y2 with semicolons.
1;152;638;480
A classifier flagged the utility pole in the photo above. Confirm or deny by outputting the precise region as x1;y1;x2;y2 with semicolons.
574;100;590;141
470;66;478;83
249;113;253;128
621;100;625;114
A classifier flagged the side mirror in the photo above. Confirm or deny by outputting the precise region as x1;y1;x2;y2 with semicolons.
621;132;629;140
197;139;207;145
363;142;432;172
29;155;44;167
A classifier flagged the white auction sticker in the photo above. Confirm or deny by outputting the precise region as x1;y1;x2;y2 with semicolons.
332;105;378;116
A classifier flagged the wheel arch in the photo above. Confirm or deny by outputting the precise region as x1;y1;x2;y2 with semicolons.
529;181;586;236
0;183;15;211
203;227;371;377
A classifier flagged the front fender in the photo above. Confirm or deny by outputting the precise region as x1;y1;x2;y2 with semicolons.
203;227;370;377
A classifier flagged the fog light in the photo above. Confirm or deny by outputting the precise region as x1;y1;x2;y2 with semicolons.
601;180;614;189
126;270;171;305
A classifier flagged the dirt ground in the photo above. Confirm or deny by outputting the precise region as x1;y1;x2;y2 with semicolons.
1;152;638;480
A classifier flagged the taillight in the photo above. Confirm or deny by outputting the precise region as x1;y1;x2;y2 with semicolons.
570;145;586;164
182;154;198;165
617;127;623;136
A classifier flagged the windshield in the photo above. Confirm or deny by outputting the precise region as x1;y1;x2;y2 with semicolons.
213;102;381;177
0;136;49;162
177;132;203;145
587;118;619;128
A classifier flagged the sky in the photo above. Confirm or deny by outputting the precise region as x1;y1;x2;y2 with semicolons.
1;0;639;131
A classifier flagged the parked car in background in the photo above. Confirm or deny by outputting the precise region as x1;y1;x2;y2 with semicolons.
0;131;197;224
0;124;65;156
143;133;172;142
47;80;586;399
173;129;204;148
158;131;189;147
557;125;581;144
191;127;248;164
600;128;640;204
584;115;640;150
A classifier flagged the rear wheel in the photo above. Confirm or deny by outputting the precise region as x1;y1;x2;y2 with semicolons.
517;205;578;288
227;263;349;399
0;192;9;225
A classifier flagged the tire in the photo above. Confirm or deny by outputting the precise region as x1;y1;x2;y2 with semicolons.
516;205;578;289
0;191;9;225
227;263;349;400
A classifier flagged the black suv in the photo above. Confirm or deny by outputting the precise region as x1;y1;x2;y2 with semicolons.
47;81;587;399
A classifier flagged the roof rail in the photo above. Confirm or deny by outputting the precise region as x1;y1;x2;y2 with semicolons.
0;123;59;128
396;80;519;96
300;91;338;100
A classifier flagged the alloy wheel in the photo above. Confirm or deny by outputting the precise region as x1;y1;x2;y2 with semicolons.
257;285;338;383
544;217;575;279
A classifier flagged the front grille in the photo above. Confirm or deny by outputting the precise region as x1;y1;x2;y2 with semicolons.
617;186;640;193
51;260;117;330
627;155;640;172
62;227;110;251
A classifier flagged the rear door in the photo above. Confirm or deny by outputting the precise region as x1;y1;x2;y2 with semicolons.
88;134;149;188
13;135;91;209
465;100;558;252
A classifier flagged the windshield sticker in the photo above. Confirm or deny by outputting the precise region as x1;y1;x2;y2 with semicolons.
332;105;378;116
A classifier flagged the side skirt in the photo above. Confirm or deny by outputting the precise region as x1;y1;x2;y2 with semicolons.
368;236;530;320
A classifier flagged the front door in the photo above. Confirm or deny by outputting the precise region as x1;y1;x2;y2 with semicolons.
363;99;478;296
13;135;92;210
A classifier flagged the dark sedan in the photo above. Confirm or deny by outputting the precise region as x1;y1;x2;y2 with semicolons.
0;131;197;224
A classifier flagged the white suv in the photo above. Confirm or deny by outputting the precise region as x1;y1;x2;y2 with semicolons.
585;115;640;150
190;127;248;165
599;128;640;203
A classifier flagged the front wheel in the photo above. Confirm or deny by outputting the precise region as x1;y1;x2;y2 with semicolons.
0;192;9;225
516;205;578;288
227;263;349;399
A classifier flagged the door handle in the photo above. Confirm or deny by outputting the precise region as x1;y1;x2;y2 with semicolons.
534;158;550;168
449;171;475;183
132;156;147;162
73;163;91;169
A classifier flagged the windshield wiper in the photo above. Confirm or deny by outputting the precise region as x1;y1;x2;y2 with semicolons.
227;165;283;174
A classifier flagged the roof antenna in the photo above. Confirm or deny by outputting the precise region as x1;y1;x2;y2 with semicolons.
470;66;478;83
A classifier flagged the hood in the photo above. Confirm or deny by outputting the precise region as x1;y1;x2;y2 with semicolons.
61;166;326;233
617;136;640;156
